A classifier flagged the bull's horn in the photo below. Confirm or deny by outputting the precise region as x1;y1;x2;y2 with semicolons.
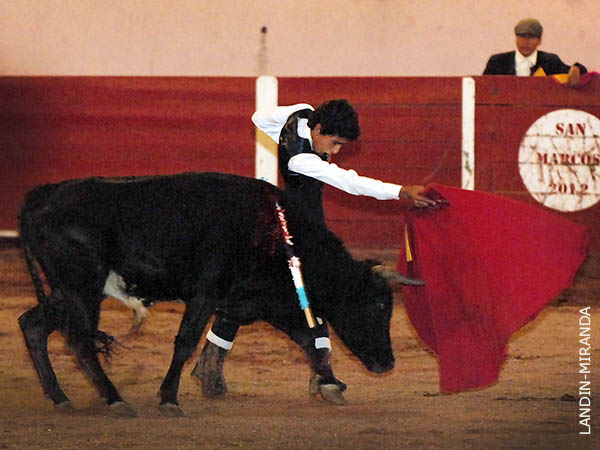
372;265;425;286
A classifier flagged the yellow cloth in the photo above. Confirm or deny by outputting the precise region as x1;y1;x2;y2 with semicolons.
404;225;413;262
533;66;570;84
552;74;570;83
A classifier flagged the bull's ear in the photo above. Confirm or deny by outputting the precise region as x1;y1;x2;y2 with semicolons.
371;265;425;286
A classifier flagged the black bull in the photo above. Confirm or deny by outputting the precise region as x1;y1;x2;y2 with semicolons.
18;172;396;417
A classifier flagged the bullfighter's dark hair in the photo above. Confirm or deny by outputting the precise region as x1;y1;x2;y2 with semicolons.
308;99;360;141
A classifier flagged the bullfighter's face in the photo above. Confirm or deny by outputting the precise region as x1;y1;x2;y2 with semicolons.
311;124;351;161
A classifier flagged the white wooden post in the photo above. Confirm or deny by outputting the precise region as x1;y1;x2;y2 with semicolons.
462;77;475;190
255;76;278;185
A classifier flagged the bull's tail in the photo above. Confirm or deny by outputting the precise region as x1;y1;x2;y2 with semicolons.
20;232;48;308
18;184;59;310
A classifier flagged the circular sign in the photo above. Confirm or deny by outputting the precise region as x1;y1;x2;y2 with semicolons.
518;109;600;212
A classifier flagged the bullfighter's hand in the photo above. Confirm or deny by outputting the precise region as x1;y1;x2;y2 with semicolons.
399;185;438;208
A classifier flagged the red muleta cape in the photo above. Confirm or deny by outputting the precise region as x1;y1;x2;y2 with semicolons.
397;183;590;393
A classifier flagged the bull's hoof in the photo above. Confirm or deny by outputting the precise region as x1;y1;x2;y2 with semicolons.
309;374;347;405
318;384;347;405
159;402;184;418
309;373;347;396
109;401;137;417
55;401;75;413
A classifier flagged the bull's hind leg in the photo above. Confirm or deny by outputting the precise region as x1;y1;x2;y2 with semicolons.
72;344;136;417
18;304;73;411
67;333;136;417
62;291;136;417
159;295;215;417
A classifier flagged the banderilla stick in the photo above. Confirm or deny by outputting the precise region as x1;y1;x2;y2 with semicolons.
274;201;316;328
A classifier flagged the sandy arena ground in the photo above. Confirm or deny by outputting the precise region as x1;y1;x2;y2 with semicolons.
0;241;597;449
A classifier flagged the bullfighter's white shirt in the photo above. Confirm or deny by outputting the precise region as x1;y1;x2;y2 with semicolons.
251;104;402;200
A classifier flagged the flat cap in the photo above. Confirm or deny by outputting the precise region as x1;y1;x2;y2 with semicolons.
515;18;543;37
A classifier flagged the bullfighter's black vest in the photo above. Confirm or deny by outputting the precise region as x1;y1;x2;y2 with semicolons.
278;109;327;225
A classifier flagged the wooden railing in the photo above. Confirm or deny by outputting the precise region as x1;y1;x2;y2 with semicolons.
1;76;598;253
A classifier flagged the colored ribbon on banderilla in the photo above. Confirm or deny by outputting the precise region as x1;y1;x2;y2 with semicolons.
274;201;316;329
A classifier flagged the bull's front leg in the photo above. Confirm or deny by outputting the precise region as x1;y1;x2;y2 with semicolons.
303;318;347;405
270;316;347;405
158;296;214;417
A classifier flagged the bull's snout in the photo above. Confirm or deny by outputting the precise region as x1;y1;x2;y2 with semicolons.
368;358;395;374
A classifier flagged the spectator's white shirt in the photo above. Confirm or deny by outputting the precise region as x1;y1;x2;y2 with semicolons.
515;50;538;76
251;104;401;200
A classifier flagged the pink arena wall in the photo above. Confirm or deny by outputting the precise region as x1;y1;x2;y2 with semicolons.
1;1;597;78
